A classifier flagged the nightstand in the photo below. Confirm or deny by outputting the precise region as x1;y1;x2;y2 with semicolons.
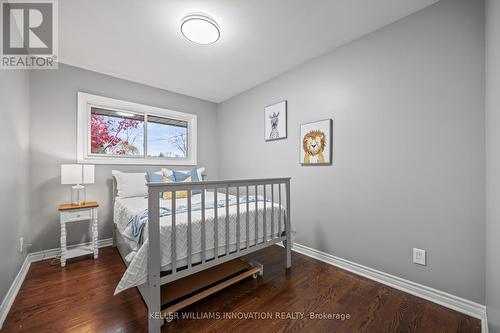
58;202;99;267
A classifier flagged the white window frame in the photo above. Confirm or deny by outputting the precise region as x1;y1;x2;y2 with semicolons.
77;92;197;165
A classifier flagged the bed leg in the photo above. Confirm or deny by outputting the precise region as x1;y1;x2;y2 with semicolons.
147;255;162;333
148;188;162;333
112;225;117;247
285;179;292;269
285;239;292;269
148;310;162;333
148;256;162;332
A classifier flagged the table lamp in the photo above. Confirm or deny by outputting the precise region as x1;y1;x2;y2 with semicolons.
61;164;95;206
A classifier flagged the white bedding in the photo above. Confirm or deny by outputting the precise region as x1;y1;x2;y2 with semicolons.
114;191;285;294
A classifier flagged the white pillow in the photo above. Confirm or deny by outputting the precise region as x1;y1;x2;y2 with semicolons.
162;167;205;181
162;168;174;178
112;170;148;198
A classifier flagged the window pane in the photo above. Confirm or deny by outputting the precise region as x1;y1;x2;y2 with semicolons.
90;107;144;156
147;115;188;158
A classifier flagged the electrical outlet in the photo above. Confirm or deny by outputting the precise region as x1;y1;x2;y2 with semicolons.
413;248;426;266
19;237;24;253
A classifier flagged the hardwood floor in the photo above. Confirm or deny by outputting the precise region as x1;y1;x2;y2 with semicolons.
3;246;480;333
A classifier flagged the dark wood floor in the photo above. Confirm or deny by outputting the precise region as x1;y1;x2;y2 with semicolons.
3;246;480;333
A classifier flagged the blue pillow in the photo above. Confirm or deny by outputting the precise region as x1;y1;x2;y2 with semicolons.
146;171;174;197
173;168;199;182
146;171;164;183
173;168;201;195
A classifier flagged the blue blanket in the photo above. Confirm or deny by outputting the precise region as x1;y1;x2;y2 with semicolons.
123;195;264;243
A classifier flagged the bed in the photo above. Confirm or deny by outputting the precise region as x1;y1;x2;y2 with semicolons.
112;174;292;333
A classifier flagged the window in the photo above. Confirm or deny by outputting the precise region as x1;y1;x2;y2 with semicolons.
78;92;197;165
147;115;188;158
90;108;145;157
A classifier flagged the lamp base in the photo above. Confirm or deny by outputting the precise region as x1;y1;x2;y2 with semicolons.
71;184;86;206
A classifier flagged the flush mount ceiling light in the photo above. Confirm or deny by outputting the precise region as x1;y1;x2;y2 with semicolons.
180;13;220;45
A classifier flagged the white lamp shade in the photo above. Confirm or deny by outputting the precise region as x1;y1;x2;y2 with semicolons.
82;165;95;184
61;164;95;185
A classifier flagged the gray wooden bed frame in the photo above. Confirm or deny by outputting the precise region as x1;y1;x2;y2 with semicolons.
113;176;292;333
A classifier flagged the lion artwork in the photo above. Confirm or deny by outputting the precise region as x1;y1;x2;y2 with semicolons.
302;130;326;164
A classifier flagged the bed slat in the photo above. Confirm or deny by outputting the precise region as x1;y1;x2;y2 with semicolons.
187;190;192;268
279;183;282;237
214;189;218;258
236;186;240;252
201;189;206;263
271;184;274;240
246;185;250;249
225;186;230;256
263;185;267;243
171;191;177;273
254;185;258;246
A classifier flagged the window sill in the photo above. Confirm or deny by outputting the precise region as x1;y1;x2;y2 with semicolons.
77;156;197;166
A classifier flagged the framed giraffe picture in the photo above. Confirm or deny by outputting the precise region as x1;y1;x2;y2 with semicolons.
265;100;287;141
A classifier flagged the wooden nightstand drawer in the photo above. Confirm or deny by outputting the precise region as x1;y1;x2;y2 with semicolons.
61;209;92;222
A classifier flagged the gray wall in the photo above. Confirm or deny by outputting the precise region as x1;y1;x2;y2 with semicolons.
28;64;218;252
0;70;30;302
217;0;485;303
486;0;500;330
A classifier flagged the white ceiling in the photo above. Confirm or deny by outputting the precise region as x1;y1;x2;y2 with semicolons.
59;0;439;103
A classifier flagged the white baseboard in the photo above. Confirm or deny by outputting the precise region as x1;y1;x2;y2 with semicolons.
0;253;31;330
0;238;114;329
289;242;488;333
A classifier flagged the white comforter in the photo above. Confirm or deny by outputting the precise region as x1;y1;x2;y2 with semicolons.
114;191;285;294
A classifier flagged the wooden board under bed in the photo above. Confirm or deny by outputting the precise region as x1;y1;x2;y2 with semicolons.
160;258;261;316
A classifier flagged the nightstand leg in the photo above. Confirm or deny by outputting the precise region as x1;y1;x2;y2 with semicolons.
60;222;66;267
92;215;98;259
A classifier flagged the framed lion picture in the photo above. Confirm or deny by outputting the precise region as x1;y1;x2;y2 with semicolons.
300;119;333;165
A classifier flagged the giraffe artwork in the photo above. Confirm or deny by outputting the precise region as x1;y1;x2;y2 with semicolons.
264;100;287;141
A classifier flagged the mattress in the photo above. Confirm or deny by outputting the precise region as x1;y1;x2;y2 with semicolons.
114;191;285;294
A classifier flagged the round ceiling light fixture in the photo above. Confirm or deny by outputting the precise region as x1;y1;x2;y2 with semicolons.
180;13;220;45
